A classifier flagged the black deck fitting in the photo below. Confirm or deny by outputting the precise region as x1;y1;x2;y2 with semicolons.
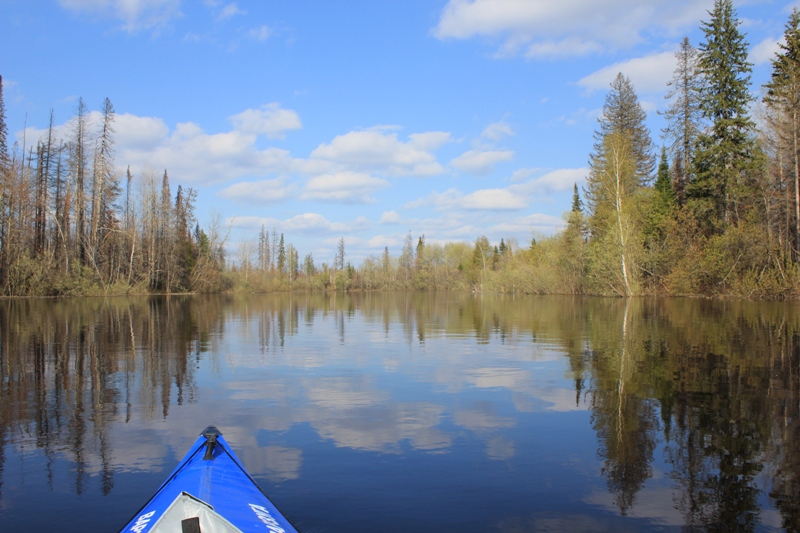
201;426;220;460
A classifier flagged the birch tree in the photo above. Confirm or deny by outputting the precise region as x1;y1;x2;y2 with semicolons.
588;133;640;296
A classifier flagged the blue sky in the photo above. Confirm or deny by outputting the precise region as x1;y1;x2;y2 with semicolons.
0;0;792;265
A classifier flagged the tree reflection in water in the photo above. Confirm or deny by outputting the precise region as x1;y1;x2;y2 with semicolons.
0;294;798;531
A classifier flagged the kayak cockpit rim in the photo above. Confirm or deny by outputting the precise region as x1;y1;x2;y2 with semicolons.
148;491;242;533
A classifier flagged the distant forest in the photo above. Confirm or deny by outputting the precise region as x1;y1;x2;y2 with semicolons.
1;0;799;299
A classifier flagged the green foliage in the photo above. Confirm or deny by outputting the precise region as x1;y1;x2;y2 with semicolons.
690;0;760;232
571;183;584;213
589;73;655;189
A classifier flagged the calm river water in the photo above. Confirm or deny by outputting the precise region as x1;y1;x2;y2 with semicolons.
0;293;799;532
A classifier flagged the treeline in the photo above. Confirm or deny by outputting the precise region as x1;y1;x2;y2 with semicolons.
236;0;800;299
4;0;800;299
560;0;800;298
0;87;227;296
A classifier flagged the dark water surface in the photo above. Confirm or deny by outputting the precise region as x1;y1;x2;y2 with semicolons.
0;293;799;532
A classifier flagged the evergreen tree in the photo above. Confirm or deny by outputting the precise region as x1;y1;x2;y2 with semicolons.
590;73;655;189
174;185;196;289
655;147;676;207
765;7;800;259
644;149;677;247
271;228;279;270
382;246;391;278
287;244;299;281
571;182;584;213
277;233;286;272
587;78;651;226
303;252;315;276
690;0;759;230
415;235;425;271
661;37;704;206
399;232;414;284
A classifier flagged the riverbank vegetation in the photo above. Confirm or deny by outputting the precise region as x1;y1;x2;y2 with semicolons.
1;0;799;298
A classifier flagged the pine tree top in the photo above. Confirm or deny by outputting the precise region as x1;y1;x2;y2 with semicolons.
590;73;655;186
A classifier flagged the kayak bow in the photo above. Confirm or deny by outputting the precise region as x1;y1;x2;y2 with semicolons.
120;426;299;533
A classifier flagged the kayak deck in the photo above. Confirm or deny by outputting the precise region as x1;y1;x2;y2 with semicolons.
121;427;299;533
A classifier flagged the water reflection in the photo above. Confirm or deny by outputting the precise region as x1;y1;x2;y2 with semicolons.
0;294;798;531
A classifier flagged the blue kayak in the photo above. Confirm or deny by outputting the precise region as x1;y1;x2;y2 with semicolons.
120;426;300;533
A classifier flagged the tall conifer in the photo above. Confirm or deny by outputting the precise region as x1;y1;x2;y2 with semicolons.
571;183;584;213
690;0;758;230
590;73;655;189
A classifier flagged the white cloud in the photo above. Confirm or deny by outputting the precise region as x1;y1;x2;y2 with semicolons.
409;131;452;151
511;168;588;195
463;189;527;210
492;213;566;235
379;211;401;224
481;121;514;141
19;106;303;186
280;213;371;234
229;103;301;139
407;187;526;211
577;51;677;94
281;213;333;233
522;38;603;59
510;167;538;182
217;178;295;203
246;25;271;42
21;107;304;186
115;113;171;150
58;0;182;33
310;130;446;177
218;2;244;20
750;37;782;66
368;235;400;247
434;0;708;58
119;122;295;185
450;149;514;175
300;172;389;203
228;213;370;235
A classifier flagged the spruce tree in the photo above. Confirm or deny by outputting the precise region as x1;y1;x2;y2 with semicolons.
571;183;584;213
278;233;286;272
655;148;676;206
690;0;758;230
590;72;655;188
